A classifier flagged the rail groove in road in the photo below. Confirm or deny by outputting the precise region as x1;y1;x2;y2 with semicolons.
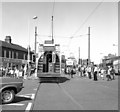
57;83;84;110
30;81;84;111
29;77;118;111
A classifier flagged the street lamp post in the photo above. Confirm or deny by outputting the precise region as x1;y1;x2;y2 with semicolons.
33;16;38;78
27;16;38;69
27;17;30;68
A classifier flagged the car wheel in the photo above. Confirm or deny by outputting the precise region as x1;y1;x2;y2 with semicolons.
2;89;15;104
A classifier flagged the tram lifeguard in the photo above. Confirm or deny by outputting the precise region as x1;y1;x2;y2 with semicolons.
37;40;61;78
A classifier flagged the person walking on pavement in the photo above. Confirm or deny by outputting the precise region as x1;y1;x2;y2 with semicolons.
106;66;112;81
81;66;84;77
71;67;74;78
14;65;19;78
93;65;98;81
19;65;24;78
78;65;81;77
23;64;27;79
110;66;115;80
87;65;92;79
100;68;105;80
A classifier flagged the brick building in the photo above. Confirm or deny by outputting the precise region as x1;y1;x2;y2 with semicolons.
0;36;34;69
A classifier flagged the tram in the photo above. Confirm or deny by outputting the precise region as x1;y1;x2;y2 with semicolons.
37;40;61;82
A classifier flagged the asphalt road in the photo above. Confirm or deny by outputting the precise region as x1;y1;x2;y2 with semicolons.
2;75;118;111
33;75;118;110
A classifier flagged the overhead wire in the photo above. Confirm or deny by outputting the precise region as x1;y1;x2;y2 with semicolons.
66;0;105;55
71;0;105;38
67;0;104;51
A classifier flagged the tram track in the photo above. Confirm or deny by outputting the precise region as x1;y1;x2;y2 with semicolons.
30;78;84;111
25;75;118;111
57;83;84;110
30;76;118;111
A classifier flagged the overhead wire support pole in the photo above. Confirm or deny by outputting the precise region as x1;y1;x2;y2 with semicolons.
79;47;80;65
51;0;55;44
88;27;90;66
52;16;54;44
35;26;37;55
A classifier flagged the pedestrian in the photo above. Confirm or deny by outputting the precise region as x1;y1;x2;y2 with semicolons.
9;67;15;77
87;66;92;79
78;65;81;77
0;66;6;77
23;64;27;79
98;67;101;78
106;66;112;81
93;65;98;81
71;68;74;78
19;65;24;78
110;66;115;80
82;66;86;77
27;63;32;78
2;67;6;77
81;66;84;77
100;68;105;80
14;65;19;78
4;67;8;77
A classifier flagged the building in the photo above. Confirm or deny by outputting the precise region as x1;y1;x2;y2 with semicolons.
0;36;34;69
102;56;120;74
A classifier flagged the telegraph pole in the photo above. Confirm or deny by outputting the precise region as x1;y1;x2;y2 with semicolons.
34;26;37;78
88;27;90;66
52;16;54;44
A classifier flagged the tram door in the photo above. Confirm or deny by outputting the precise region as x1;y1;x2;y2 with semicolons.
43;51;53;73
38;51;60;74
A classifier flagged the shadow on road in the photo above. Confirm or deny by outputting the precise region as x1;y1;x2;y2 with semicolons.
39;76;70;83
12;96;32;103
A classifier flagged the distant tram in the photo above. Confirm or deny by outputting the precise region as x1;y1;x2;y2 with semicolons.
37;40;61;82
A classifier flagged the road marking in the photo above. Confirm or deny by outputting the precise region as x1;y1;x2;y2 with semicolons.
18;93;35;99
5;103;24;106
18;94;31;99
25;102;32;111
31;94;35;100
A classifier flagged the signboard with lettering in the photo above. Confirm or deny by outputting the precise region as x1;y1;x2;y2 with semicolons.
66;60;73;66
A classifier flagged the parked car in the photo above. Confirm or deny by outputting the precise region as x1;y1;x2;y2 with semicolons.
0;76;24;104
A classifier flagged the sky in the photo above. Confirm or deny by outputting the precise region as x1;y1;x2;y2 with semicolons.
1;0;118;64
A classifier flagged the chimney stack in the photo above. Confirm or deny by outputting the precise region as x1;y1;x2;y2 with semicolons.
5;36;12;43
